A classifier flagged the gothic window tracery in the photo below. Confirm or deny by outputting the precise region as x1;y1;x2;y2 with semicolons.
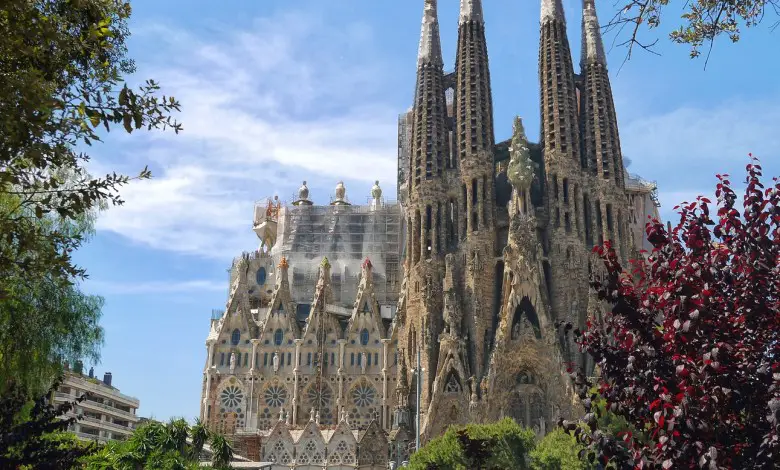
304;382;334;425
349;381;378;429
218;382;245;430
329;440;356;465
266;439;293;466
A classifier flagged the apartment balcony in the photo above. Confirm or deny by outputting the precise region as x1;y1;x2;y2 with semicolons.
62;375;139;408
79;415;135;435
79;398;139;422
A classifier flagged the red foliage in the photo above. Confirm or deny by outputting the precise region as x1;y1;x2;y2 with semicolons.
564;159;780;469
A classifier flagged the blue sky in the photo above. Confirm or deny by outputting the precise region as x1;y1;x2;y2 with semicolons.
73;0;780;422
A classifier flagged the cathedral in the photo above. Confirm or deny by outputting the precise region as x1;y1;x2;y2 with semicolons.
200;0;660;467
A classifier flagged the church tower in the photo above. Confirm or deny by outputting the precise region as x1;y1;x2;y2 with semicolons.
539;0;589;364
400;0;449;419
580;0;631;262
453;0;496;388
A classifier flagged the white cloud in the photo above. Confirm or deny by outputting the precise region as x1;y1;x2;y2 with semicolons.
83;279;226;295
93;9;400;260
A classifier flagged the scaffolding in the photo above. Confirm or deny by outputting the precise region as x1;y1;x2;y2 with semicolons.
270;200;404;311
625;172;660;207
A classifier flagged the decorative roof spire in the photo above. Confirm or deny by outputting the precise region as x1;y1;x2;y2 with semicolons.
459;0;484;24
540;0;566;24
417;0;443;66
581;0;606;66
277;256;289;270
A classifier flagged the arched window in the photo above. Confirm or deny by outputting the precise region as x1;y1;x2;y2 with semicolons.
231;329;240;346
362;301;370;313
360;329;369;346
274;329;283;346
256;267;267;285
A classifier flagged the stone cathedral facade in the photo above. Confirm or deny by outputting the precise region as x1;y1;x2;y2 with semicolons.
200;0;660;467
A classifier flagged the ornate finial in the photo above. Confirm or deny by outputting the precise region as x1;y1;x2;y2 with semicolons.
459;0;484;24
320;257;331;269
418;0;443;65
581;0;606;66
278;256;289;269
541;0;566;24
507;116;537;191
362;257;373;270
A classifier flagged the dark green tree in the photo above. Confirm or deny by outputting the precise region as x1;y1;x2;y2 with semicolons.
408;418;536;470
0;378;96;469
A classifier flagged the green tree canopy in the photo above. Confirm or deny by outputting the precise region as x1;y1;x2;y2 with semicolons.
408;418;537;470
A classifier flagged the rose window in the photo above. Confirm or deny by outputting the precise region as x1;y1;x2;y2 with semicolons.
264;385;288;408
220;385;244;411
351;383;376;407
306;384;332;407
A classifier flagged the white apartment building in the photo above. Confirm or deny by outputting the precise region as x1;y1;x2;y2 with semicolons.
54;367;140;443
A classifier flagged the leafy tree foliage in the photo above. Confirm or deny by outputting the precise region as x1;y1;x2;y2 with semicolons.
83;417;232;470
0;186;104;396
408;418;536;469
530;428;594;470
562;159;780;468
0;378;95;469
0;0;181;292
609;1;779;60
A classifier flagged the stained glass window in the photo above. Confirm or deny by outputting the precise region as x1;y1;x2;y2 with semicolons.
220;385;244;410
264;385;288;408
360;328;369;346
274;329;283;346
256;267;267;285
231;329;240;345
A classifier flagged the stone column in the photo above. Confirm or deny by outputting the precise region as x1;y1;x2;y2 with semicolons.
337;339;347;417
206;341;215;370
381;338;390;429
293;339;302;424
249;339;258;372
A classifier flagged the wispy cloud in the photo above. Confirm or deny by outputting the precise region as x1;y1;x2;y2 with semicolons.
619;94;780;222
92;9;400;260
83;279;226;295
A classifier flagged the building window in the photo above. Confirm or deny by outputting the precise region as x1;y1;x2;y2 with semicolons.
280;353;285;367
367;354;372;367
244;352;248;367
287;352;291;366
357;354;362;366
263;353;268;366
231;329;240;346
220;353;225;367
274;329;283;346
331;353;336;367
236;353;241;367
307;353;312;366
351;353;355;366
360;329;369;346
375;353;379;366
256;267;267;285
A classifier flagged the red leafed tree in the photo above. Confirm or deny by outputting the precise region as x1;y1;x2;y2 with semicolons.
562;158;779;469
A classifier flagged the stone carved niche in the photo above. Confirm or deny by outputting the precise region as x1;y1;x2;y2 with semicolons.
510;297;542;341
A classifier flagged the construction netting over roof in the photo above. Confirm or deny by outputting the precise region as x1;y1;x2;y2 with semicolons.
269;201;404;316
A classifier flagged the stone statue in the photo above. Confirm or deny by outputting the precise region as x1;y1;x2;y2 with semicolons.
310;407;316;422
361;353;367;374
315;410;321;425
229;353;236;373
272;352;280;373
279;408;285;422
285;409;290;425
443;289;459;336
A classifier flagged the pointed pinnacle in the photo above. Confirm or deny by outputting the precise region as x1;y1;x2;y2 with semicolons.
581;0;606;66
417;0;443;65
540;0;566;25
459;0;484;25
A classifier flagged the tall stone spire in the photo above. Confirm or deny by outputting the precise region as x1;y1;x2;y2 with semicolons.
417;0;442;66
402;0;449;423
454;0;496;387
459;0;484;24
410;0;447;189
541;0;566;24
580;0;623;186
581;0;605;66
538;0;579;166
